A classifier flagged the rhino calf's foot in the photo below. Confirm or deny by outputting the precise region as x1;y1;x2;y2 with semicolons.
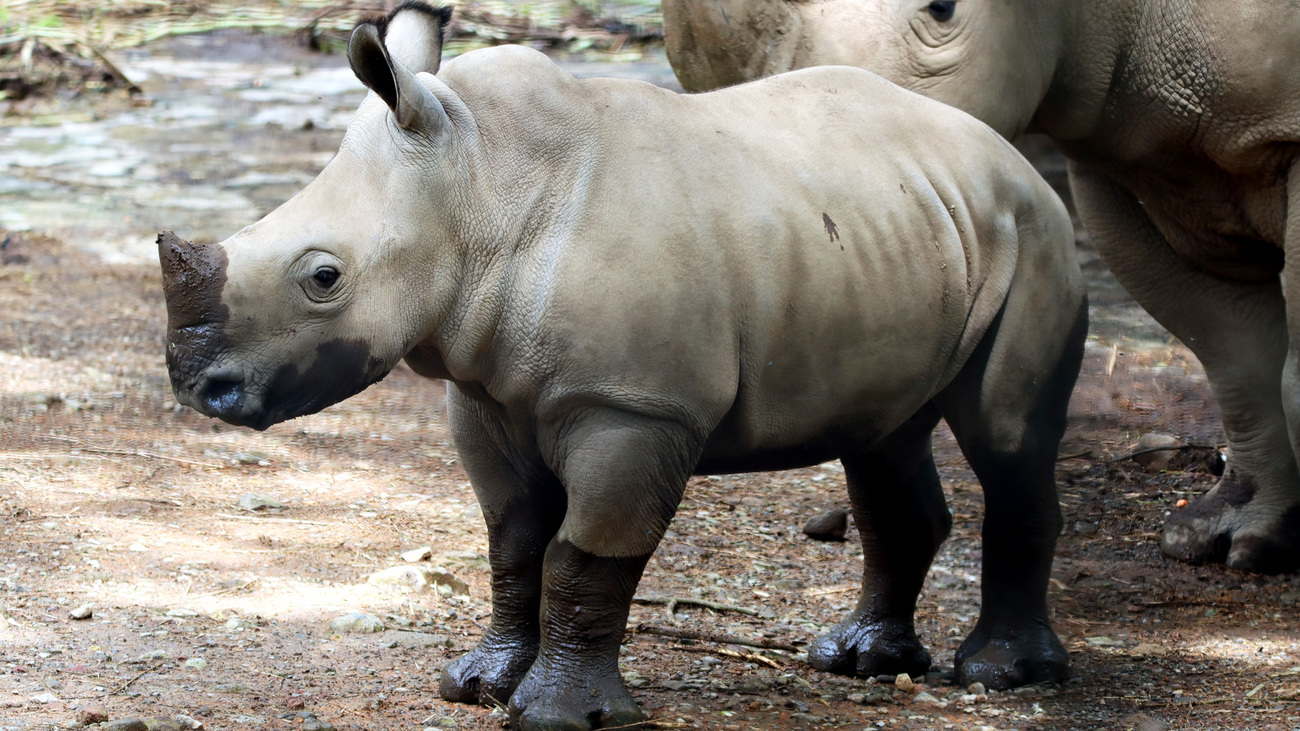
508;659;645;731
439;632;539;708
954;619;1068;691
807;616;931;679
1161;470;1300;573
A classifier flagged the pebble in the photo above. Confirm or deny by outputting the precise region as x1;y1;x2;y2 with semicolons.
77;703;109;725
329;613;385;634
103;720;148;731
1131;433;1182;471
802;508;849;542
367;565;468;595
400;546;433;562
236;494;285;512
382;630;454;649
1129;643;1169;657
184;658;208;670
967;681;986;695
1119;713;1171;731
166;608;200;618
69;604;94;620
913;691;942;705
30;691;59;703
224;617;254;631
894;673;915;692
300;713;336;731
425;718;459;729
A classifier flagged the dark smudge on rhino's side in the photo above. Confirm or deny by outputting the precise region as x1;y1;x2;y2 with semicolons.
260;338;390;429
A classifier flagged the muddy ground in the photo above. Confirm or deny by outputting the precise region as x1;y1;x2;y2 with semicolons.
4;31;1300;731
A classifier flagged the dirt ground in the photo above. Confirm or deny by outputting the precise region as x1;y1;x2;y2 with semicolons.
4;36;1300;731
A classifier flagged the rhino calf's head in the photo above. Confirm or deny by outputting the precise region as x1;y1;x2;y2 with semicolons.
159;2;461;430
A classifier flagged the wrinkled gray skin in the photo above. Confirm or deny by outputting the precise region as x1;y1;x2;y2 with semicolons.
160;3;1086;728
664;0;1300;574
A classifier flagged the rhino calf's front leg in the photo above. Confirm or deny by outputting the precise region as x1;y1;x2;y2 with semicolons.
439;390;567;707
505;409;696;730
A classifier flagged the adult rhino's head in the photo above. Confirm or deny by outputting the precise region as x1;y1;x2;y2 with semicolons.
664;0;1067;137
160;2;465;430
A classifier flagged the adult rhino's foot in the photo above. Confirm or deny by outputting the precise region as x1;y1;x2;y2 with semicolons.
807;614;931;679
508;659;644;731
439;634;538;708
955;619;1068;690
1161;472;1300;573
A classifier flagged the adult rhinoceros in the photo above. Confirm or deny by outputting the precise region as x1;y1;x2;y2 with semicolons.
160;2;1086;727
665;0;1300;573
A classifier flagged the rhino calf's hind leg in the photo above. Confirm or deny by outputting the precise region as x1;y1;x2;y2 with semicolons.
937;300;1087;690
807;407;951;679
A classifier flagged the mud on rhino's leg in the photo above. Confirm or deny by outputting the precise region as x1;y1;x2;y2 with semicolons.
807;407;950;679
936;259;1087;690
508;408;697;731
1072;163;1300;573
439;388;567;708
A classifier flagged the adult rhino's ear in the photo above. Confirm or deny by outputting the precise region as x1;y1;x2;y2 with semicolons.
347;19;447;131
383;2;452;75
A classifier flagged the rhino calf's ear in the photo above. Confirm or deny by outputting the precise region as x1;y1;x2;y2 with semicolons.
348;20;449;132
383;2;452;75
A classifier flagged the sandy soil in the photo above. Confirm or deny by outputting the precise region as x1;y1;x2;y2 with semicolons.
3;38;1300;731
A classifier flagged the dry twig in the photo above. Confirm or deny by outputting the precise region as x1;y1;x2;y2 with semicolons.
633;623;801;653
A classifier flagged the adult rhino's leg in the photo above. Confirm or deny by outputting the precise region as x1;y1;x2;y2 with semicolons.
439;387;566;708
508;408;698;731
807;407;949;679
936;237;1087;690
1072;163;1300;573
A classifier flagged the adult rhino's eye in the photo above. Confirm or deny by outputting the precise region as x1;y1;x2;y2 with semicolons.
927;0;956;21
313;266;339;289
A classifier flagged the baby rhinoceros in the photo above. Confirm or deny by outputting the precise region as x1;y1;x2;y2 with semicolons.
159;3;1086;729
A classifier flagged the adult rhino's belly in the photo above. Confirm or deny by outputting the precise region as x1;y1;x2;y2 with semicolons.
1100;156;1288;282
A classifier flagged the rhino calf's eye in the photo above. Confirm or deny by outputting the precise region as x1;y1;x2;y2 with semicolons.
313;267;339;288
927;0;956;21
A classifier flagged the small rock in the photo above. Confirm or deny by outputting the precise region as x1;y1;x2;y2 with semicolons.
427;719;459;730
286;696;306;710
367;565;468;595
105;720;149;731
30;691;59;703
913;691;942;704
1119;713;1171;731
1073;520;1099;535
1085;636;1125;647
175;716;203;730
69;604;94;620
329;613;385;634
440;551;490;571
802;508;849;541
140;650;169;661
967;681;986;695
894;673;915;692
77;703;110;725
184;658;208;670
143;718;184;731
300;713;336;731
232;451;270;466
236;494;285;512
1129;643;1169;657
382;630;454;649
1131;433;1182;471
224;618;254;631
400;546;433;563
661;679;686;691
166;608;200;618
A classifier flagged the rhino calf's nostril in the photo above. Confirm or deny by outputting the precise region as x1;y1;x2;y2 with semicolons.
201;376;245;413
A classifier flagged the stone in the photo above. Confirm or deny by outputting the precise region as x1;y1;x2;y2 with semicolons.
1130;643;1170;657
382;630;454;649
1131;433;1183;471
366;565;468;595
329;613;385;634
184;658;208;670
224;617;254;631
143;718;185;731
802;508;849;542
300;714;336;731
967;682;986;695
1119;713;1171;731
105;721;149;731
236;494;285;512
894;673;915;692
166;608;200;618
400;546;433;562
69;604;94;620
77;703;110;725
